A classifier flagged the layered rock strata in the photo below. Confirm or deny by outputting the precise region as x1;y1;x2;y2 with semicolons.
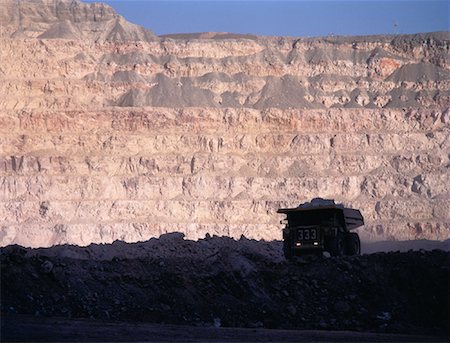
0;0;449;247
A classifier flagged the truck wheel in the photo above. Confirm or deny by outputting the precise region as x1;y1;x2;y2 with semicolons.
346;232;361;255
329;230;346;256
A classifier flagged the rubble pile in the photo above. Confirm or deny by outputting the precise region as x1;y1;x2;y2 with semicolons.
1;234;448;335
1;0;450;248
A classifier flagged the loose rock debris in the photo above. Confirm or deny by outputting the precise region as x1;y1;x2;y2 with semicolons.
1;233;448;336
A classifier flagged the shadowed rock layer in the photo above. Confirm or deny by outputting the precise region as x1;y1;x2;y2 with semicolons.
0;0;449;247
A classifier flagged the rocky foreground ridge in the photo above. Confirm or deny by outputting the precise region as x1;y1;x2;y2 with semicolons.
0;0;449;247
1;236;449;335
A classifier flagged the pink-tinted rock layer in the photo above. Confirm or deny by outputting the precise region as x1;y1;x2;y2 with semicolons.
1;0;449;247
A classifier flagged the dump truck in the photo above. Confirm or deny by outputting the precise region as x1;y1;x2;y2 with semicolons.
278;198;364;259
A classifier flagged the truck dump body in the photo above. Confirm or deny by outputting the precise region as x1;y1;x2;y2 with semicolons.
277;206;364;230
278;199;364;258
342;208;365;230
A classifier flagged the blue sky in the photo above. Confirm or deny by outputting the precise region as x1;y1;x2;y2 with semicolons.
86;0;449;37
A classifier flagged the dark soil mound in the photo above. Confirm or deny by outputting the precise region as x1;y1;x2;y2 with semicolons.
1;234;449;336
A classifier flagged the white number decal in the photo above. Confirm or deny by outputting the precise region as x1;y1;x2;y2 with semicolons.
304;230;310;240
298;229;317;241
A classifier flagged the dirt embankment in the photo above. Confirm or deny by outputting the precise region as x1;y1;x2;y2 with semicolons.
1;0;449;248
1;234;448;337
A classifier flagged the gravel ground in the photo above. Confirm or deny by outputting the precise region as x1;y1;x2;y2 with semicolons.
2;315;447;342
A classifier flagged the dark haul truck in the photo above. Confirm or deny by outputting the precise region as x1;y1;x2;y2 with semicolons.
278;198;364;259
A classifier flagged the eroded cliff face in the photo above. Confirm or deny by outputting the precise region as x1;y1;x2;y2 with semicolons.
1;0;449;247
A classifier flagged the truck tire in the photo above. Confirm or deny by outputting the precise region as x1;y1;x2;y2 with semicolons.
346;232;361;255
329;229;346;256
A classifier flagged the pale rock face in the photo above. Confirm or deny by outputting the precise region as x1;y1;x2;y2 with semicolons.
1;0;157;41
0;0;449;247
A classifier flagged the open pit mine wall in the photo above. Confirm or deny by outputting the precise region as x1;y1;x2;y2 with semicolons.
0;2;449;248
1;106;449;247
